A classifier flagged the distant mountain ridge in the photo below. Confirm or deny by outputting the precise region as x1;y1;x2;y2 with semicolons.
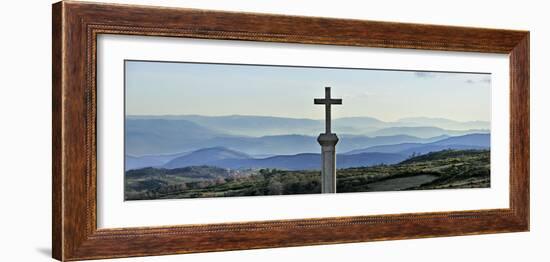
125;133;490;171
127;114;489;137
398;117;490;130
127;115;323;137
125;117;454;156
162;147;407;171
125;116;487;156
125;151;190;171
124;115;491;170
126;119;222;155
344;133;490;156
164;147;250;169
367;126;488;138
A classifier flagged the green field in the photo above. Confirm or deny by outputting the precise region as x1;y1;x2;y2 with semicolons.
125;149;490;200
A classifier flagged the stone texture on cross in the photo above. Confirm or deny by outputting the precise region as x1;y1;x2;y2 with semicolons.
314;87;342;193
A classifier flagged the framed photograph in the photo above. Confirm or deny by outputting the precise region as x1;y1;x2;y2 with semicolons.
52;1;529;261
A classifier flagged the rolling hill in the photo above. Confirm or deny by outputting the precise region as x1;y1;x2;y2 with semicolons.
125;149;490;200
161;147;407;170
164;147;251;169
125;116;490;165
125;151;190;171
344;133;489;156
126;134;490;171
125;118;450;156
125;155;164;171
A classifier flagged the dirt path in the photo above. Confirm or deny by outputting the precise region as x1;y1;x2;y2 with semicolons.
367;174;438;191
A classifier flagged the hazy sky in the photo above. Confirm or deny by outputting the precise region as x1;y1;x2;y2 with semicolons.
125;60;491;122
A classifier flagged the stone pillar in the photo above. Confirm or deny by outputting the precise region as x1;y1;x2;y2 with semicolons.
317;133;339;193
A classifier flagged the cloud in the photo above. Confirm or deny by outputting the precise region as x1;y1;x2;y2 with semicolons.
414;72;436;78
480;76;491;83
464;75;491;84
414;71;491;85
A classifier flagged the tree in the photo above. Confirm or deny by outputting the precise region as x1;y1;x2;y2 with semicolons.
267;179;283;195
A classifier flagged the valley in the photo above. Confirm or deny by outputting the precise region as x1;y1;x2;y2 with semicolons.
123;115;491;200
125;149;490;200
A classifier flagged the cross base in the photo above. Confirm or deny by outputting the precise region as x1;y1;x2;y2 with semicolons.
317;133;339;193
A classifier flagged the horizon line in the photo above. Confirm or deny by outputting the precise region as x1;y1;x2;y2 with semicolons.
125;113;490;123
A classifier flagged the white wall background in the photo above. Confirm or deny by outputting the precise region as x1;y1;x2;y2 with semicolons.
0;0;547;261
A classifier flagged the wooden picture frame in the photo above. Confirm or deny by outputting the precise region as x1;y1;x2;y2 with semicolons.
52;1;529;261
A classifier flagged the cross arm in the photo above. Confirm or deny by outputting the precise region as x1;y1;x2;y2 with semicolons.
329;98;342;104
314;98;342;105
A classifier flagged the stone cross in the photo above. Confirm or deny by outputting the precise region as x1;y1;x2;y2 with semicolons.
314;87;342;193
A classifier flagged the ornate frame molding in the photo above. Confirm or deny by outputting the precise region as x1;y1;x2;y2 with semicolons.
53;1;529;261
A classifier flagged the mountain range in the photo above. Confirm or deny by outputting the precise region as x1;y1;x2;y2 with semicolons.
125;115;489;156
126;133;490;171
127;115;489;137
163;148;407;171
344;133;489;155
